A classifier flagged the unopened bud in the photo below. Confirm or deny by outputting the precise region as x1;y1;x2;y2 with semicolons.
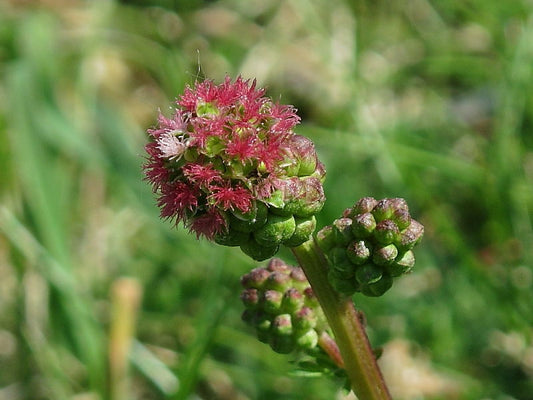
284;216;316;247
372;244;399;266
351;213;376;238
240;238;279;261
387;250;415;276
396;220;424;251
296;329;319;350
254;214;296;246
374;220;400;245
332;218;354;246
346;240;371;265
262;290;283;314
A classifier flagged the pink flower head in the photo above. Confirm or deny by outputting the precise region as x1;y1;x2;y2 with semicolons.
143;76;324;241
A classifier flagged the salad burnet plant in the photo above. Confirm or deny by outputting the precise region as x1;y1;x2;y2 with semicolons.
143;76;423;400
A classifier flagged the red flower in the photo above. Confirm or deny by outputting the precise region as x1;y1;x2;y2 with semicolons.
158;182;199;221
189;208;227;239
209;185;253;213
143;76;325;242
182;163;223;188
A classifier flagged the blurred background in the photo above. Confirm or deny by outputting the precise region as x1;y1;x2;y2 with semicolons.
1;0;532;399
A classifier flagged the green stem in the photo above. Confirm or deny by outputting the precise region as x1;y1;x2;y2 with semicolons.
291;239;391;400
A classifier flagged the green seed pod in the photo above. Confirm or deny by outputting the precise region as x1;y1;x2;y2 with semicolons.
328;268;359;295
230;202;268;233
372;244;399;266
346;240;371;265
360;274;393;297
355;264;383;285
328;247;356;279
214;229;249;246
240;238;279;261
254;213;296;246
351;213;376;239
372;198;396;222
283;216;316;247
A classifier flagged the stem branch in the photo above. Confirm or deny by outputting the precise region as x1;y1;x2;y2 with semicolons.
292;239;391;400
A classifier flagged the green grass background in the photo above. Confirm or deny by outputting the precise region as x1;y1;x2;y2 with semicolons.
0;1;532;399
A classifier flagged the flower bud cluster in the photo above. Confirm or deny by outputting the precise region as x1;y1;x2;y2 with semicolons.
316;197;424;297
240;258;329;354
144;77;325;261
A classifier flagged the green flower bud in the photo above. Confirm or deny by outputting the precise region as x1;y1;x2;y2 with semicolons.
355;264;383;285
396;220;424;251
240;238;279;261
255;314;272;343
360;274;393;297
328;247;356;279
352;197;378;215
282;288;304;313
374;220;400;245
292;306;317;332
195;101;219;117
311;161;327;183
332;218;354;246
392;208;411;230
302;287;320;309
387;250;415;277
241;267;270;289
283;216;316;247
296;329;319;350
240;259;332;357
266;257;291;273
372;244;399;266
253;213;296;246
262;290;284;314
346;240;371;265
320;197;423;297
272;313;293;336
316;225;335;253
265;271;292;292
351;213;376;238
230;201;268;233
328;268;359;295
240;288;260;309
372;198;396;222
286;135;318;177
283;177;326;218
214;229;249;246
270;334;295;354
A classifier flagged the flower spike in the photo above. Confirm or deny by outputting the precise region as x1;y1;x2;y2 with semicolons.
316;197;424;297
144;76;325;258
